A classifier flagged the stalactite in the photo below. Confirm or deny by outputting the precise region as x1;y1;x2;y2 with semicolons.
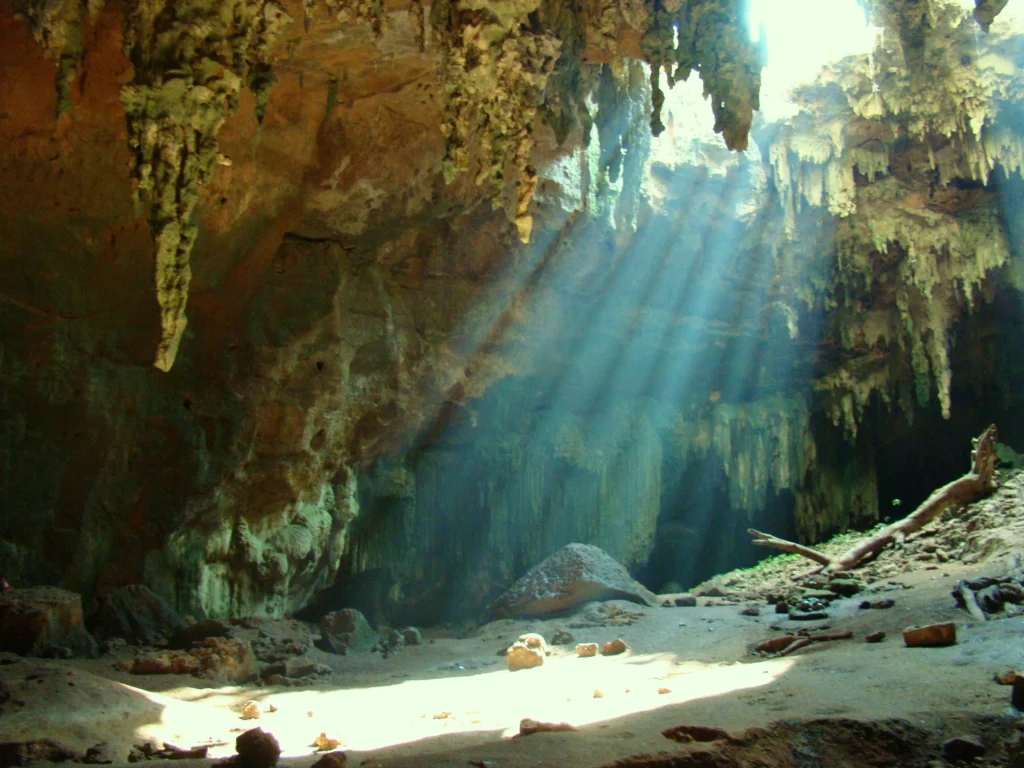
120;0;291;371
12;0;105;116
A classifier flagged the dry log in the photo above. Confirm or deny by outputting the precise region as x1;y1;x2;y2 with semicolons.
748;530;832;567
748;425;998;574
957;582;988;622
755;630;853;658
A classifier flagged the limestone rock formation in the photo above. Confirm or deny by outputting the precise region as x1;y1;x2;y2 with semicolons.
88;584;185;646
489;543;658;618
1;0;1023;625
318;608;376;654
0;587;97;657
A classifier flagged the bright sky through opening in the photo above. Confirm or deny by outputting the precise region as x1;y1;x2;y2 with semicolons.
749;0;878;119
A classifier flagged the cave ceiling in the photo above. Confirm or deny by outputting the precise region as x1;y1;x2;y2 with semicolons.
2;0;1024;617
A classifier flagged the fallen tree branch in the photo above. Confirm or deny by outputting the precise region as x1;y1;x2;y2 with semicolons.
957;582;988;622
748;424;999;574
754;630;853;657
748;529;832;567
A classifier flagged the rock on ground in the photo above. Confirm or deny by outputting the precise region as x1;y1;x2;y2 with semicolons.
0;587;96;657
123;637;257;683
235;728;280;768
489;543;658;618
318;609;376;655
506;642;545;671
88;585;184;646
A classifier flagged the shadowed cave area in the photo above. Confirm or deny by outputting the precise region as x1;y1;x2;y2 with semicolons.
3;0;1024;767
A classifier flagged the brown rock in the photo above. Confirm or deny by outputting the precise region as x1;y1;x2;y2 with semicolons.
400;627;423;646
0;739;75;766
865;631;886;643
551;629;574;645
1013;677;1024;710
576;643;598;657
995;670;1018;685
0;587;96;657
311;752;347;768
488;544;658;619
241;700;263;720
318;609;376;655
517;632;550;654
902;623;957;647
125;637;256;682
662;725;731;743
942;735;986;761
235;728;281;768
601;638;628;656
519;718;577;735
506;642;544;671
312;733;340;751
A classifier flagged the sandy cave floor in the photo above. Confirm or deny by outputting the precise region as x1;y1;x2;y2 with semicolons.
4;482;1024;767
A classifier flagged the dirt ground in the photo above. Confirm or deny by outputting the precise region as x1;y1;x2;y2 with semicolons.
3;474;1024;768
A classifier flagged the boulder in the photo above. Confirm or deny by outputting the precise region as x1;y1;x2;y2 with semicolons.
401;627;423;646
505;642;544;671
488;544;658;618
318;609;376;655
0;587;96;657
123;637;257;682
235;728;280;768
903;622;957;647
239;618;314;662
89;585;184;646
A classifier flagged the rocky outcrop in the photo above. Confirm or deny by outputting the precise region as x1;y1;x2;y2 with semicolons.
0;587;96;657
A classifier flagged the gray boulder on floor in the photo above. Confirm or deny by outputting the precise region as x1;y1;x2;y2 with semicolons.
488;543;658;618
317;609;376;655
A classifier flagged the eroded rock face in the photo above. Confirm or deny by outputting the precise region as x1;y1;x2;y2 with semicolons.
0;587;96;657
0;0;1022;624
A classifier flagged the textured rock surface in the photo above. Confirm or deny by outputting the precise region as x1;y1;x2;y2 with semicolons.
123;636;257;682
0;587;96;657
88;584;184;646
489;543;658;618
318;608;376;654
0;0;1022;625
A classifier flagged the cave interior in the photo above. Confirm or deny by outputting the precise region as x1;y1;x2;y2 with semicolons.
2;0;1024;766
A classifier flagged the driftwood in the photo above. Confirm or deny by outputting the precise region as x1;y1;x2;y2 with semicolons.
957;582;988;622
754;630;853;657
749;424;999;574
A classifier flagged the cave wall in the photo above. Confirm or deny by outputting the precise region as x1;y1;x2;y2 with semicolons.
1;0;1023;623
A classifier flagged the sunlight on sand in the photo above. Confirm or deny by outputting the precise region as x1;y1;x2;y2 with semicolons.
139;654;793;757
